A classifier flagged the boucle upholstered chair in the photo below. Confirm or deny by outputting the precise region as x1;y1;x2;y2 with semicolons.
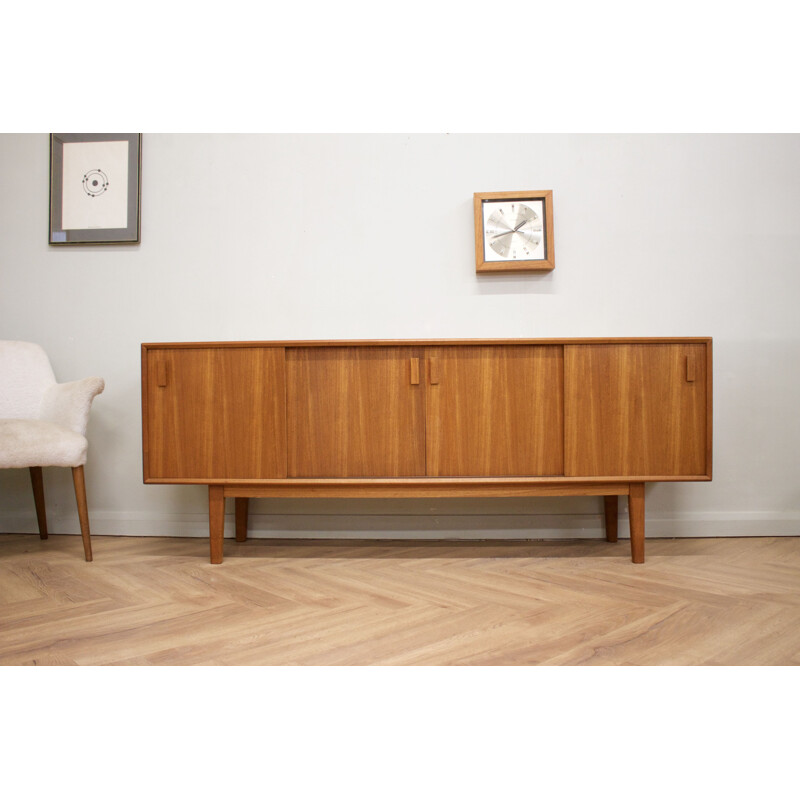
0;341;104;561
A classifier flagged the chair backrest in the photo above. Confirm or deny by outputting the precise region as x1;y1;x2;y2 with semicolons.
0;341;56;419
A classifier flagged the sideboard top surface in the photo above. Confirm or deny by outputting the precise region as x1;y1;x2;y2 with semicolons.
142;337;713;350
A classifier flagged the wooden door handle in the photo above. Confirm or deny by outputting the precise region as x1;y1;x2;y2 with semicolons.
686;354;695;383
429;357;439;385
410;358;420;385
156;362;168;387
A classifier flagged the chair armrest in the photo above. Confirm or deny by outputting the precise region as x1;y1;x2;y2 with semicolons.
39;377;105;435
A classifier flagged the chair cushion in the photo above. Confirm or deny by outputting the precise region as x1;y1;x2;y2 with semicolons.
0;419;88;468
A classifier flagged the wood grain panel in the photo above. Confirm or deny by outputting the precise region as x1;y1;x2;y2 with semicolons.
564;344;708;478
286;347;425;477
426;345;564;477
226;481;628;498
145;347;286;479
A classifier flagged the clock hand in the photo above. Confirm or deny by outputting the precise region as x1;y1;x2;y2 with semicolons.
492;226;528;242
492;220;529;239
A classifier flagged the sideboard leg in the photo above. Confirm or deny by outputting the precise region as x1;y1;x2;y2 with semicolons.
209;485;225;564
235;497;249;542
603;496;618;542
628;483;645;563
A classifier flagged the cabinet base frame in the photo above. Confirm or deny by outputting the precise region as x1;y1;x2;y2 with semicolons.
206;481;646;565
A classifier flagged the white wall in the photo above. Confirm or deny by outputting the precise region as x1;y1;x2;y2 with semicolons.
1;133;799;541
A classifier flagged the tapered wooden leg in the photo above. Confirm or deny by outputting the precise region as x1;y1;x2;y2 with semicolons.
29;467;48;540
235;498;249;542
603;495;618;543
71;466;93;562
628;483;645;564
209;485;225;564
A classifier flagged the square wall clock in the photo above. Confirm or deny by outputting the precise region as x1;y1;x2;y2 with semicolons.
474;190;554;273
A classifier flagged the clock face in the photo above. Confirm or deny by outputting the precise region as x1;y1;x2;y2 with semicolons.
482;200;545;262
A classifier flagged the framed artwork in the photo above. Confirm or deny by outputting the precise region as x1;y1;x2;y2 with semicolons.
49;133;142;245
474;190;554;273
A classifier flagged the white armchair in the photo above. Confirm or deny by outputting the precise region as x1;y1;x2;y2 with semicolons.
0;341;104;561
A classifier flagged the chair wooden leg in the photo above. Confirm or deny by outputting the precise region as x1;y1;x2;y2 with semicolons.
29;467;48;539
72;466;93;562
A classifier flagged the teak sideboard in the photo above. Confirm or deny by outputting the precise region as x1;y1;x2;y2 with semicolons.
141;338;712;563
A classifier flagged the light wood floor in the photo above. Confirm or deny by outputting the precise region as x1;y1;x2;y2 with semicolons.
1;532;798;665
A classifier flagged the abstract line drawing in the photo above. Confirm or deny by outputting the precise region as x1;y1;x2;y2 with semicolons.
82;169;109;197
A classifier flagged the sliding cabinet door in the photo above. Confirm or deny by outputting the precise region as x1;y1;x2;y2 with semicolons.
564;343;709;478
287;347;425;477
426;345;564;477
145;347;287;480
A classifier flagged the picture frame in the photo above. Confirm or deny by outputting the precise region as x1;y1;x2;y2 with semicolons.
49;133;142;245
474;190;554;273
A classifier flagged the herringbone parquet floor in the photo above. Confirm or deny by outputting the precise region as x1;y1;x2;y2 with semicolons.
1;533;798;665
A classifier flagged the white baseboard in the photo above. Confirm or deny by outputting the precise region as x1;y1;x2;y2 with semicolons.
2;511;799;539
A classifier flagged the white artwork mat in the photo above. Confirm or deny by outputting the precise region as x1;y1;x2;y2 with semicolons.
61;140;129;230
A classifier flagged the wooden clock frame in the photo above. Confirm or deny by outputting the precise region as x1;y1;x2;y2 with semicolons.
474;190;555;274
